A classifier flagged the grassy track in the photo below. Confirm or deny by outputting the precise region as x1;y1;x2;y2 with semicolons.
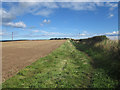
3;40;93;88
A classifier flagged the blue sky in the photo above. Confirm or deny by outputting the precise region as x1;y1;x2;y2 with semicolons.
0;2;119;40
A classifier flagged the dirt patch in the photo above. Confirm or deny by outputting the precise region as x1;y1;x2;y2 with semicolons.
2;40;66;82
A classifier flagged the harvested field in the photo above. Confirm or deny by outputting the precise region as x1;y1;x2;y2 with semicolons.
2;40;66;82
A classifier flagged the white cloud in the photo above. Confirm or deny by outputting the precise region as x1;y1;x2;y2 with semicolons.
79;33;86;36
60;2;97;11
76;31;119;39
1;2;118;29
3;21;26;28
105;2;117;18
34;9;53;16
0;8;15;23
2;0;119;2
43;19;51;24
40;30;62;36
43;19;47;23
1;2;117;20
47;20;51;23
77;31;90;37
108;13;114;18
38;30;73;37
105;31;119;35
8;2;58;17
0;29;10;36
106;2;118;11
38;30;91;38
32;30;39;32
1;2;57;28
0;32;3;35
112;31;117;34
40;19;51;26
0;8;26;28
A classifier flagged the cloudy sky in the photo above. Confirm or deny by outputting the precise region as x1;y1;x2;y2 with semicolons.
0;1;119;40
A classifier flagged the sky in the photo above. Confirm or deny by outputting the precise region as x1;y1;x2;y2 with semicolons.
0;1;119;40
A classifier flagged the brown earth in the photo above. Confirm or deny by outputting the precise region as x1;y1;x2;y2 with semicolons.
2;40;66;82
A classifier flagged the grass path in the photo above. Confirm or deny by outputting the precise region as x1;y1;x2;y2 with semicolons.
3;40;94;88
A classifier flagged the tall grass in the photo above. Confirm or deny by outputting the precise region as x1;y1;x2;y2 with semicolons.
72;35;120;88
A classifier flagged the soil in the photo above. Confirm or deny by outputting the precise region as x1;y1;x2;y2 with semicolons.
2;40;66;82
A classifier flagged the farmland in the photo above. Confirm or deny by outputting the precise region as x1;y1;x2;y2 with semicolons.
2;36;120;88
2;40;66;82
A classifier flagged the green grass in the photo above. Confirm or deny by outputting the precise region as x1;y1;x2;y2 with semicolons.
72;36;120;88
3;40;94;88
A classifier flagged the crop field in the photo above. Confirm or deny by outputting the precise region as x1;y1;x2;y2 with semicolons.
2;40;66;82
